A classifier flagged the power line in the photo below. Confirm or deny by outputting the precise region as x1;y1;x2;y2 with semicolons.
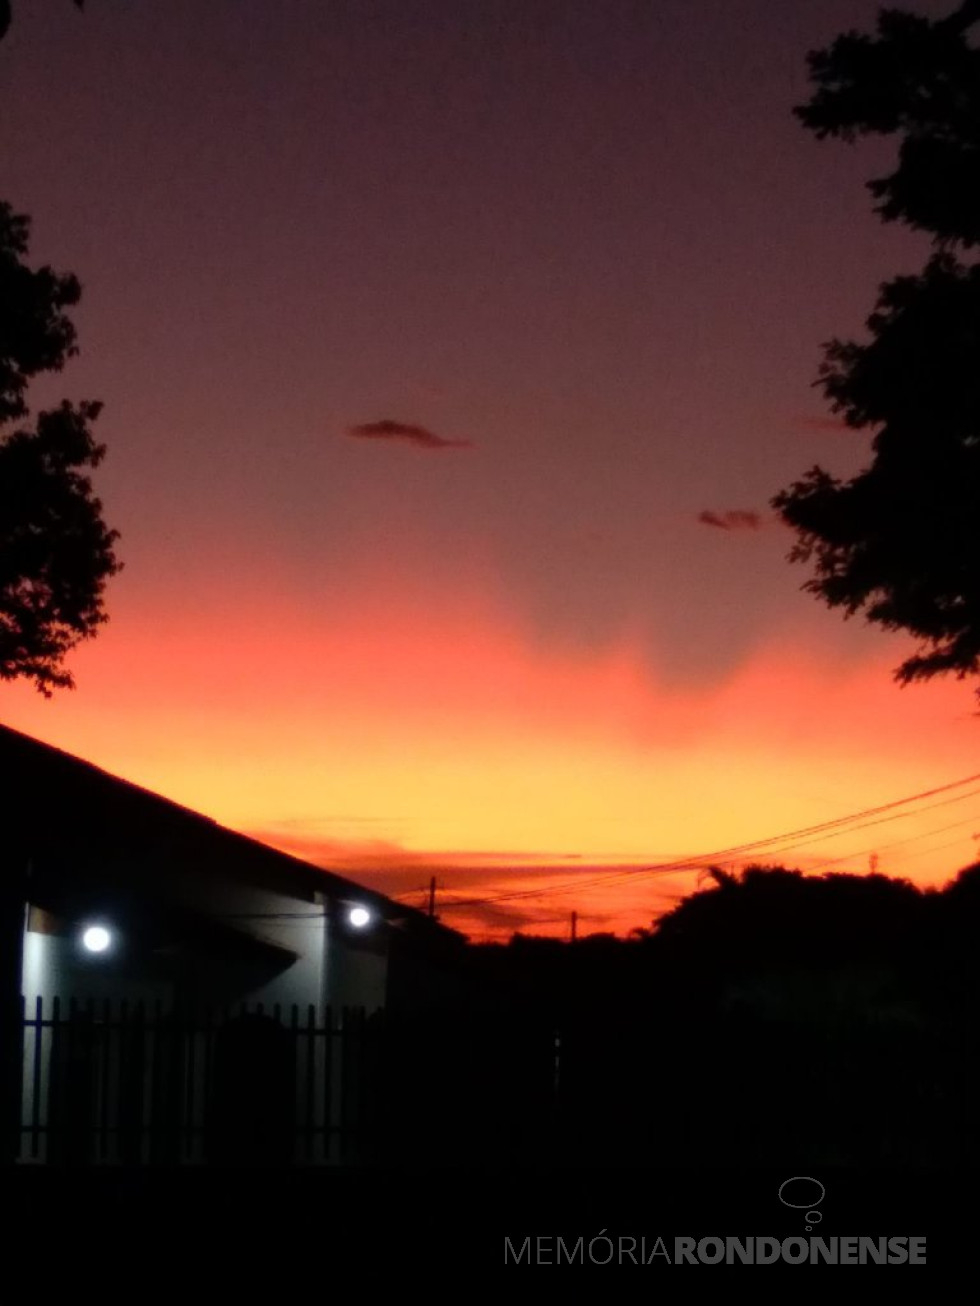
805;809;980;874
434;769;980;910
732;784;980;860
205;771;980;923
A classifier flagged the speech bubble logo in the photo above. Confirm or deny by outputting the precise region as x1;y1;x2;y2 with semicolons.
778;1176;826;1231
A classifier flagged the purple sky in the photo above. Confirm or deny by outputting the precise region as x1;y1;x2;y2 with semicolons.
4;1;976;937
4;1;949;674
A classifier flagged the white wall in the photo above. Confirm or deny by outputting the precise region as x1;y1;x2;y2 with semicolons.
20;890;390;1015
242;904;327;1011
232;899;390;1014
17;898;393;1167
20;929;172;1011
327;932;388;1012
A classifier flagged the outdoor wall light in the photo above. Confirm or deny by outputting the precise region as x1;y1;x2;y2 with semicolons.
347;905;372;929
80;923;113;954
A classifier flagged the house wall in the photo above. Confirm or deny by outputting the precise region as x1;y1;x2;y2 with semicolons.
17;891;390;1165
240;909;388;1013
135;859;390;1013
199;891;329;1012
20;928;173;1011
327;934;388;1012
19;886;390;1016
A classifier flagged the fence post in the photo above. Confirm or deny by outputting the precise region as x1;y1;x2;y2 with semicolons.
0;850;28;1165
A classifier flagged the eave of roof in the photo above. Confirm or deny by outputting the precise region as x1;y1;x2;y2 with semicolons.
1;723;462;945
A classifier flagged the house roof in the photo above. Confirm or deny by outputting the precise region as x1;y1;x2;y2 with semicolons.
1;723;461;950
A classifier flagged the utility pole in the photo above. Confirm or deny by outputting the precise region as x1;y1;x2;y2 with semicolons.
427;876;437;919
570;910;577;943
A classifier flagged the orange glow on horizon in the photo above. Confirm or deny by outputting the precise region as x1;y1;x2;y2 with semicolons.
3;578;979;939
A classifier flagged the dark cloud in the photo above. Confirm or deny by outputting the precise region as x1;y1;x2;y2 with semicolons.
697;509;763;532
346;419;472;450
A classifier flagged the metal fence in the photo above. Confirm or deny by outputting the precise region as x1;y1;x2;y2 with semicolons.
15;997;559;1166
13;997;979;1167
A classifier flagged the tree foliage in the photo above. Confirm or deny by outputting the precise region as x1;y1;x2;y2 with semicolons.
773;2;980;687
0;1;85;45
0;202;120;695
0;206;81;424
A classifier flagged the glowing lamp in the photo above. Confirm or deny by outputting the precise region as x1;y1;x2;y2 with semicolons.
348;905;372;929
81;924;113;954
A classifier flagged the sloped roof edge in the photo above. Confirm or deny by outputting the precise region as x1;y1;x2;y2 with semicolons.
0;723;461;943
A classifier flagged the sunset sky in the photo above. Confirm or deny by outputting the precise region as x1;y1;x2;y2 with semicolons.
2;0;978;939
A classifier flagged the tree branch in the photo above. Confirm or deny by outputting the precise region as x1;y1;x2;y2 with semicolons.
940;0;980;34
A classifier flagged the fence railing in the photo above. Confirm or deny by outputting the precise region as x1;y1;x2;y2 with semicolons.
11;996;979;1167
19;998;399;1166
15;997;560;1167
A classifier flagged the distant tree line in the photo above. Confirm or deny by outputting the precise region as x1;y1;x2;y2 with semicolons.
457;862;980;1166
468;861;980;1025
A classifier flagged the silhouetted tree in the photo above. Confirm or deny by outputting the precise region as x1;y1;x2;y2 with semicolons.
773;3;980;689
0;202;120;694
946;859;980;899
653;864;924;975
0;0;84;44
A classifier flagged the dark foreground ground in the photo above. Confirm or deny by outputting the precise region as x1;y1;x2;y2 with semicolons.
4;1163;972;1280
10;867;980;1279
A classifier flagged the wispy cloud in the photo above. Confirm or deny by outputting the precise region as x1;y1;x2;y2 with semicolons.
346;419;472;450
241;827;691;940
697;509;763;532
